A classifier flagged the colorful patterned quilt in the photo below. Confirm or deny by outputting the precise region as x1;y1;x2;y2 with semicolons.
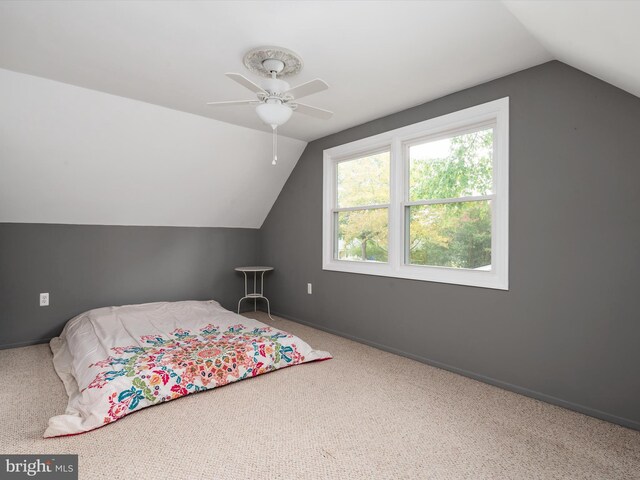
45;300;331;437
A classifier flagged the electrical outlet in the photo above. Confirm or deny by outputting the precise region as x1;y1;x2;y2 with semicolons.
40;292;49;307
307;283;312;295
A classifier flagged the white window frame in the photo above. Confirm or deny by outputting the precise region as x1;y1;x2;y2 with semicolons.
323;97;509;290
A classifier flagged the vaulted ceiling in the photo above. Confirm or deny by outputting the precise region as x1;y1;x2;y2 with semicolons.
503;1;640;99
0;1;636;227
0;1;553;142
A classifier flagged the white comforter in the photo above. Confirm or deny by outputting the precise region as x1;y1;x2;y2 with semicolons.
46;300;331;437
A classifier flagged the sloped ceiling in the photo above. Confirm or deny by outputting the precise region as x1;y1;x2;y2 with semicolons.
0;1;552;142
0;1;637;228
504;1;640;99
0;68;306;228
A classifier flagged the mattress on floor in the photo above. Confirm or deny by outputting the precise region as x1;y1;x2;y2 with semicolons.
46;299;331;437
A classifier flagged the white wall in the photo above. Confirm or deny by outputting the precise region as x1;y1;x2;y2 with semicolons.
0;68;307;228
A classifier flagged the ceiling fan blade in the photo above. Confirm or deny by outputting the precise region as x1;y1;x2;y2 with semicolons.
284;79;329;100
225;73;266;94
293;103;334;120
206;100;259;106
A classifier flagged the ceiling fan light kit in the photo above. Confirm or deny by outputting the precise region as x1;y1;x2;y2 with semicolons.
255;102;292;128
206;46;333;165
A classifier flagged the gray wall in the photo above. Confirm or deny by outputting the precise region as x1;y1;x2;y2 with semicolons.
0;223;258;348
259;61;640;430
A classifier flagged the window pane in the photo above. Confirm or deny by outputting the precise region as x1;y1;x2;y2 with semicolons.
336;208;388;262
337;151;390;208
407;201;491;269
409;128;493;201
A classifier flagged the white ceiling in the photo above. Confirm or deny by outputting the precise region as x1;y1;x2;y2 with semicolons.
504;1;640;99
1;1;638;228
0;68;306;227
0;1;553;142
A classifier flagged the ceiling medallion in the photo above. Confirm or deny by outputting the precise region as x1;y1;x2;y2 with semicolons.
243;46;304;78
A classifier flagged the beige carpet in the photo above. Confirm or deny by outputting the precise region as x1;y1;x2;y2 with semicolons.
0;312;638;479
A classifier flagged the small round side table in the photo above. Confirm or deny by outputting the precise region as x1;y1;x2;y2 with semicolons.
235;266;274;320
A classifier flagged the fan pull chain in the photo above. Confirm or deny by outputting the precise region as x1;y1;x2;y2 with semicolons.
272;124;278;165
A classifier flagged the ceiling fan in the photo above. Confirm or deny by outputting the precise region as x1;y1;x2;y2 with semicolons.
206;46;333;165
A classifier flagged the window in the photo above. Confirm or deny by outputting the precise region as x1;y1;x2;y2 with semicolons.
323;98;508;290
335;150;390;262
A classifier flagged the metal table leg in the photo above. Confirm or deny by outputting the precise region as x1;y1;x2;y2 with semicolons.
237;269;273;320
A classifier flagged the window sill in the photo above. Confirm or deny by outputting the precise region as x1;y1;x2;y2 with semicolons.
322;260;508;290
